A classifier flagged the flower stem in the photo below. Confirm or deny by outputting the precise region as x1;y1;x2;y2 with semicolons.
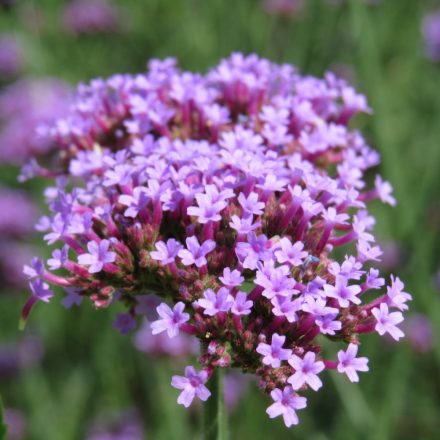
203;368;228;440
0;394;7;439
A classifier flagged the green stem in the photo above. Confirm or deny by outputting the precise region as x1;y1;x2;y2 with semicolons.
203;369;228;440
0;394;7;439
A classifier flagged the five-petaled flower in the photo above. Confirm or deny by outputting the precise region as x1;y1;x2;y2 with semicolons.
266;386;307;427
77;239;116;273
288;351;325;391
171;366;211;408
337;343;369;382
256;333;292;368
372;303;405;341
151;302;190;337
178;236;215;268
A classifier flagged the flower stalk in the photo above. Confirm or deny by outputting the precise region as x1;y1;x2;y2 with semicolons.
204;368;228;440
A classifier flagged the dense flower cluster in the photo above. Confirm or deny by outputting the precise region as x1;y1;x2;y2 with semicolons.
422;9;440;62
23;53;411;427
0;79;72;164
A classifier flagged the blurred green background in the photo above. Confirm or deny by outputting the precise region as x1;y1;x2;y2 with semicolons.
1;0;439;439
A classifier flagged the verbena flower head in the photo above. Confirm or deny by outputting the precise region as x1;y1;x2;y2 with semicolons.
23;53;411;428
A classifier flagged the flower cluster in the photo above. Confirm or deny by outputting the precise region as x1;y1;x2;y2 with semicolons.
23;53;410;427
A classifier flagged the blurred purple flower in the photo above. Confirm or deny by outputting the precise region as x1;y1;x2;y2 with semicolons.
262;0;304;17
0;335;43;377
86;410;144;440
0;34;22;79
112;313;136;335
403;314;434;353
0;79;72;164
3;408;26;440
0;242;34;289
0;188;36;237
422;10;440;61
223;372;250;411
133;319;198;357
62;0;122;36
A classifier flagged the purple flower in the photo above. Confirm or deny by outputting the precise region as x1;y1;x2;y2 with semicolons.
187;192;226;223
118;187;150;218
301;296;339;317
113;313;137;335
323;276;361;307
266;386;307;427
371;303;404;341
0;34;23;79
178;236;215;267
197;288;233;316
229;215;261;235
47;246;69;270
0;187;36;236
256;333;292;368
29;278;54;303
134;294;161;320
22;53;411;427
20;278;55;328
337;344;369;382
150;302;190;337
23;257;44;279
422;10;440;61
235;233;271;270
62;0;121;36
315;314;341;335
77;240;116;273
274;238;308;267
219;267;244;287
255;263;296;299
231;291;253;316
150;239;183;265
62;287;83;309
238;192;265;216
288;351;325;391
403;314;434;353
386;275;411;311
374;175;396;206
0;79;71;164
134;319;198;357
271;295;300;323
171;366;211;407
